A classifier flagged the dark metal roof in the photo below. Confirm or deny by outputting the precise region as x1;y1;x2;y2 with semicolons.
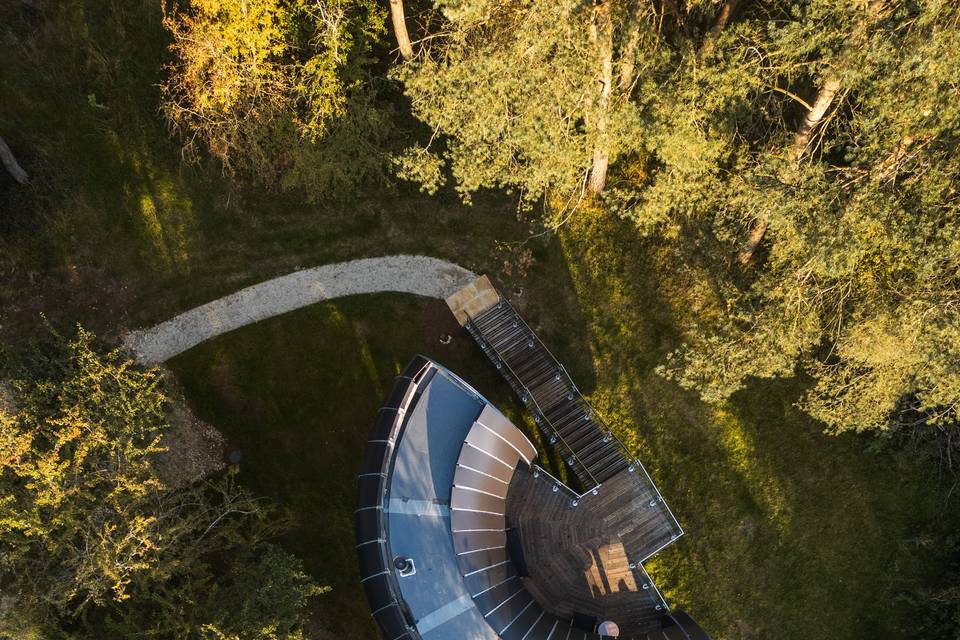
356;354;712;640
355;355;431;640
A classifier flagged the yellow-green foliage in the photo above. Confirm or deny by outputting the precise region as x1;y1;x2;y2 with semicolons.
0;328;168;614
394;0;662;209
556;208;957;639
0;329;323;639
610;1;960;435
162;0;387;198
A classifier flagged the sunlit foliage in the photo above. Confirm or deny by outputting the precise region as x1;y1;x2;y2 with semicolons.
391;0;960;437
0;329;323;639
392;0;663;209
649;2;960;438
162;0;388;198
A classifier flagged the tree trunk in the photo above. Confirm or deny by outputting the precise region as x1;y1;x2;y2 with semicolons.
790;75;842;162
588;3;613;194
738;0;886;265
389;0;414;60
737;76;840;265
700;0;740;56
736;219;768;265
0;136;29;184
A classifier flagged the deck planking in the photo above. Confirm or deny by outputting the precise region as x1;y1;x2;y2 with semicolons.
505;468;677;635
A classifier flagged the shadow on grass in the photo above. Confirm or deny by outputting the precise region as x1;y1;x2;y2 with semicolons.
167;294;550;638
557;209;958;640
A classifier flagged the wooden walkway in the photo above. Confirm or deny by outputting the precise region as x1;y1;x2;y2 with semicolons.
461;294;628;486
446;276;686;636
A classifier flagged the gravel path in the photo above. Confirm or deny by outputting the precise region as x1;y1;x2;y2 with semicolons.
124;255;476;363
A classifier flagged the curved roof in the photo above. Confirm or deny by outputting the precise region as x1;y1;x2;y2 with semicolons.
356;356;713;640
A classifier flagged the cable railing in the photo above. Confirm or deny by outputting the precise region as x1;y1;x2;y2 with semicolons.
632;562;669;613
465;310;603;490
555;361;684;538
468;298;684;537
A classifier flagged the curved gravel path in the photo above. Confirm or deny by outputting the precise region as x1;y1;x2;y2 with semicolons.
124;255;476;363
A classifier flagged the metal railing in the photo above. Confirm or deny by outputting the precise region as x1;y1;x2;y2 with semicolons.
632;561;670;612
466;309;602;490
468;298;684;537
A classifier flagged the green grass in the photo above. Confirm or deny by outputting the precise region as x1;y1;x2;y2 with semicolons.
167;257;958;639
557;210;957;639
4;2;959;639
167;295;534;637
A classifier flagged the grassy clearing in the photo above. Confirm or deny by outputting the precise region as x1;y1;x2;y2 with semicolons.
166;295;534;637
4;2;958;639
168;218;958;639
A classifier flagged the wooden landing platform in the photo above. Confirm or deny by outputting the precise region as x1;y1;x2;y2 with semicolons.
506;468;678;634
445;275;500;326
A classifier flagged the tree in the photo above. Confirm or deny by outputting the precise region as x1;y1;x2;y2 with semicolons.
646;1;960;439
391;0;666;212
737;0;888;265
0;327;170;621
388;0;414;59
162;0;388;199
395;1;960;439
0;328;323;638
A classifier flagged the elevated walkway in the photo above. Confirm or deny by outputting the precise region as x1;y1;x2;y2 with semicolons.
355;275;711;640
446;278;681;533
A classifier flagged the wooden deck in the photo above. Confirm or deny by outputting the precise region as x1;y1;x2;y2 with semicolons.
447;276;687;637
506;468;677;635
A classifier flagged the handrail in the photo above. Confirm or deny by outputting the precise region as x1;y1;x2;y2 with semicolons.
529;463;588;501
559;365;684;536
633;562;669;612
465;308;602;490
504;299;682;535
470;298;683;536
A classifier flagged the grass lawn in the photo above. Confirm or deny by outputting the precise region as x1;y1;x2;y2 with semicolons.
4;2;959;639
168;269;958;639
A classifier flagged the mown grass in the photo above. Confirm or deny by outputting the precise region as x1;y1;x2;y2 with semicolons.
3;2;959;639
167;212;959;639
167;295;536;637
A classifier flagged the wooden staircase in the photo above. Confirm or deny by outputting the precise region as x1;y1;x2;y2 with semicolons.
463;297;629;487
446;276;637;489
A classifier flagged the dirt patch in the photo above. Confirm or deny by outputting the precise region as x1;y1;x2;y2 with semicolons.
155;390;226;488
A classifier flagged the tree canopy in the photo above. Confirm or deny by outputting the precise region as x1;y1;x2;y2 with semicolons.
162;0;389;199
0;328;323;639
391;0;665;208
648;1;960;437
386;0;960;440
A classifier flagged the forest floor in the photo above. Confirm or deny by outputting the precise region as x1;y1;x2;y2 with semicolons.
2;2;959;639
